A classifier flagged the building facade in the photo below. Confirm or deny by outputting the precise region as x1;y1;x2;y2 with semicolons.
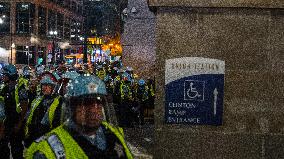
0;0;84;65
150;0;284;158
121;0;156;79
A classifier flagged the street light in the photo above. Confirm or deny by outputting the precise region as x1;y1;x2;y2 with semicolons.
11;43;15;64
49;30;57;64
25;45;29;65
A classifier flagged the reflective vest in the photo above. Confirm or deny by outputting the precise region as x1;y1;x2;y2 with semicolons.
114;75;121;83
24;121;133;159
15;77;29;113
36;84;41;96
25;96;61;137
149;84;155;97
120;82;132;100
137;85;149;102
97;70;106;80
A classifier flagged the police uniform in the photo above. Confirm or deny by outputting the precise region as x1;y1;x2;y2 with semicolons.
24;95;62;146
119;79;134;127
0;64;29;159
25;74;133;159
24;72;62;147
135;79;149;125
25;121;133;159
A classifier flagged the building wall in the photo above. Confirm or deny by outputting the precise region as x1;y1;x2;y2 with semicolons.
121;0;156;79
0;0;84;65
149;0;284;158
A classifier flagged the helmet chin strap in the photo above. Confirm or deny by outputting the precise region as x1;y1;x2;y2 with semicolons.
66;119;99;135
81;125;99;135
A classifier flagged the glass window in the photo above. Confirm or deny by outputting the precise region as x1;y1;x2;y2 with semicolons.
71;1;77;12
38;6;46;36
57;13;63;38
64;17;70;40
48;10;56;33
70;20;83;42
16;3;35;34
77;5;82;15
16;46;25;64
57;0;64;6
16;46;35;65
0;3;10;33
64;0;70;8
70;19;77;42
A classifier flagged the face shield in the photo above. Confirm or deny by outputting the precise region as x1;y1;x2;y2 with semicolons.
63;75;118;134
64;94;109;134
41;84;56;96
40;72;58;96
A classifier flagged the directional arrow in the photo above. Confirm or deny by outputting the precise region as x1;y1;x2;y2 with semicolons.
213;88;218;116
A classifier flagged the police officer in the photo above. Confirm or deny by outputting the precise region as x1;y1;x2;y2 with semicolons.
34;64;45;96
96;65;106;81
119;73;134;127
146;78;155;121
135;79;149;125
104;74;114;94
25;75;133;159
19;65;33;102
0;64;29;159
112;70;122;104
24;71;62;146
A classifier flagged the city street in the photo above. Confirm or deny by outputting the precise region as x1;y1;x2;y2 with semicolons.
124;122;154;159
0;0;156;158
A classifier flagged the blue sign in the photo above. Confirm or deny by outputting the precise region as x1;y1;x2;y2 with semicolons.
165;57;225;125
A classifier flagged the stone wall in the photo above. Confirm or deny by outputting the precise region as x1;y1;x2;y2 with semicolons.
149;0;284;158
121;0;156;79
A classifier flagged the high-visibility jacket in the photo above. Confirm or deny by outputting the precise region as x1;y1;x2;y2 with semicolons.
0;78;28;118
24;121;133;159
15;77;29;113
148;84;155;97
136;85;149;102
25;96;61;137
97;70;106;81
120;82;132;100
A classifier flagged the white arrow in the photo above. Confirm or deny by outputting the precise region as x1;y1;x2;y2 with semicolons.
213;88;218;116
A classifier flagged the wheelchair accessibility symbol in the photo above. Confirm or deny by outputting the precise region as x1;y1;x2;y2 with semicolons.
184;80;205;101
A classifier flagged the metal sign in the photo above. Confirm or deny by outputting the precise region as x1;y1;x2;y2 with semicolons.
165;57;225;125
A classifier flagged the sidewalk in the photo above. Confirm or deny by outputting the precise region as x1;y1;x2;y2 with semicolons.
124;122;154;159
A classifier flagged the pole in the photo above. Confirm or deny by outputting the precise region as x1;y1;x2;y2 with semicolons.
10;22;12;64
52;38;55;64
27;47;29;66
83;37;88;64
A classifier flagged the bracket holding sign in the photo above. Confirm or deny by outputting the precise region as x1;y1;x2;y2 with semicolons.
165;57;225;125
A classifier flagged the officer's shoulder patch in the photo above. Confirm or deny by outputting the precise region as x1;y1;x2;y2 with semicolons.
35;135;47;143
47;134;66;158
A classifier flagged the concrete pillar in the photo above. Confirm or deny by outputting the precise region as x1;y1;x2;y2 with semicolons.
149;0;284;158
121;0;156;79
34;4;39;65
10;2;16;64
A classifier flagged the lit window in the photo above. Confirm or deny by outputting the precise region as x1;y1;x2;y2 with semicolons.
21;4;29;9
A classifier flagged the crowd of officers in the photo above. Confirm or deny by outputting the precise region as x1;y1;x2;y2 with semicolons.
0;60;155;159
